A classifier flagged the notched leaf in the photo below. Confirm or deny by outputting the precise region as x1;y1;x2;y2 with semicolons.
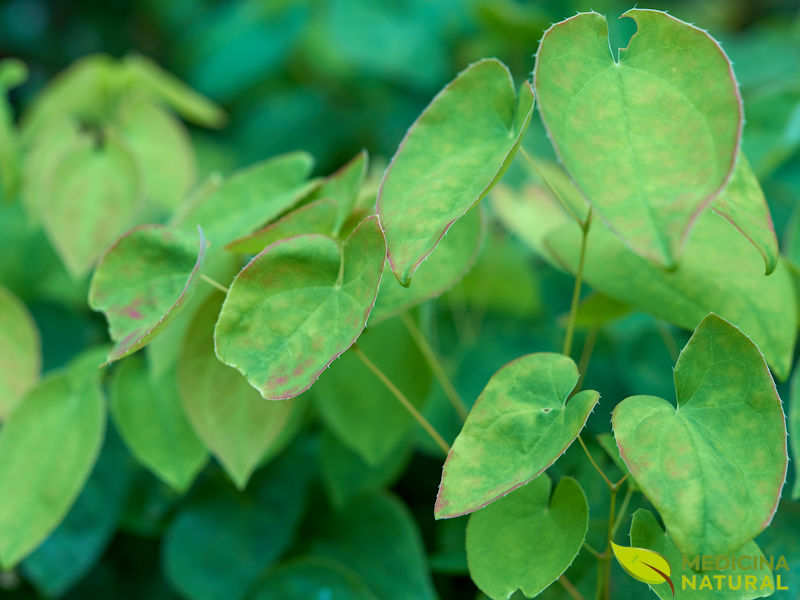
435;352;599;519
535;9;743;267
612;313;787;556
215;215;386;400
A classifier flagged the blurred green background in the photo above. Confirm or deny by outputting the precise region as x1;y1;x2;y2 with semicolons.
2;0;800;598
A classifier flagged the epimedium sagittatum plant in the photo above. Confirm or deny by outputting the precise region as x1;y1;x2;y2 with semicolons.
0;6;798;600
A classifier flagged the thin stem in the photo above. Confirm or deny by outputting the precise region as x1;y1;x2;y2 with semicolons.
577;435;614;490
560;575;585;600
611;483;635;539
401;312;468;420
563;211;591;357
200;274;229;294
353;345;451;456
583;542;603;559
599;487;618;600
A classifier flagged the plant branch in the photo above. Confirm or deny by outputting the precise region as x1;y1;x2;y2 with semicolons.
560;575;585;600
611;482;635;539
353;344;451;456
597;485;618;600
200;274;229;294
656;320;679;362
577;435;614;490
563;211;591;358
401;312;468;420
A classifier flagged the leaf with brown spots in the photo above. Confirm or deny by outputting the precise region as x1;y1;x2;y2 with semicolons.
89;225;206;364
214;216;386;400
612;313;787;556
435;352;598;519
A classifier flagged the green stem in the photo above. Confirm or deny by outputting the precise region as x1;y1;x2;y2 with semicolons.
597;486;618;600
656;320;679;362
352;344;451;456
401;312;468;421
611;483;635;539
563;211;591;358
577;435;614;490
200;274;229;294
575;328;598;392
560;575;585;600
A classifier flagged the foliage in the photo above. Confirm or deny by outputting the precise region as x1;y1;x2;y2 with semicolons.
1;2;800;599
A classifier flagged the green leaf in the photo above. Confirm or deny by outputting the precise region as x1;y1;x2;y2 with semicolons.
110;354;207;492
712;154;778;274
21;426;134;597
790;365;800;500
248;557;378;600
177;151;317;247
613;314;787;556
494;179;797;380
123;54;226;128
320;430;411;508
378;58;534;285
523;156;590;227
0;59;25;203
178;295;305;488
0;286;40;419
225;196;338;255
371;205;485;324
163;438;316;600
0;347;107;568
311;492;436;600
116;98;196;213
596;433;636;490
435;352;598;519
535;9;742;267
630;509;774;600
42;130;142;277
466;475;589;600
314;316;432;464
89;225;206;364
571;292;632;330
225;151;367;254
215;215;385;400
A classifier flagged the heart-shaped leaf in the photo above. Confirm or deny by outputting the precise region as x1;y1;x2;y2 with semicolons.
0;286;39;419
215;215;385;400
466;475;589;600
178;295;305;488
163;439;316;600
89;224;206;364
42;130;142;276
378;58;534;285
0;347;106;568
314;315;432;465
435;352;598;519
613;314;787;556
493;180;797;379
177;151;317;247
629;509;774;600
712;154;778;274
310;492;437;600
110;354;207;492
535;9;742;267
370;204;485;324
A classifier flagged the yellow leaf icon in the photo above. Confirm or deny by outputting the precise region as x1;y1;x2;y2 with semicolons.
611;542;674;592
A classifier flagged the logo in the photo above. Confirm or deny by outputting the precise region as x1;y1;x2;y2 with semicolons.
612;543;791;595
611;542;675;596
